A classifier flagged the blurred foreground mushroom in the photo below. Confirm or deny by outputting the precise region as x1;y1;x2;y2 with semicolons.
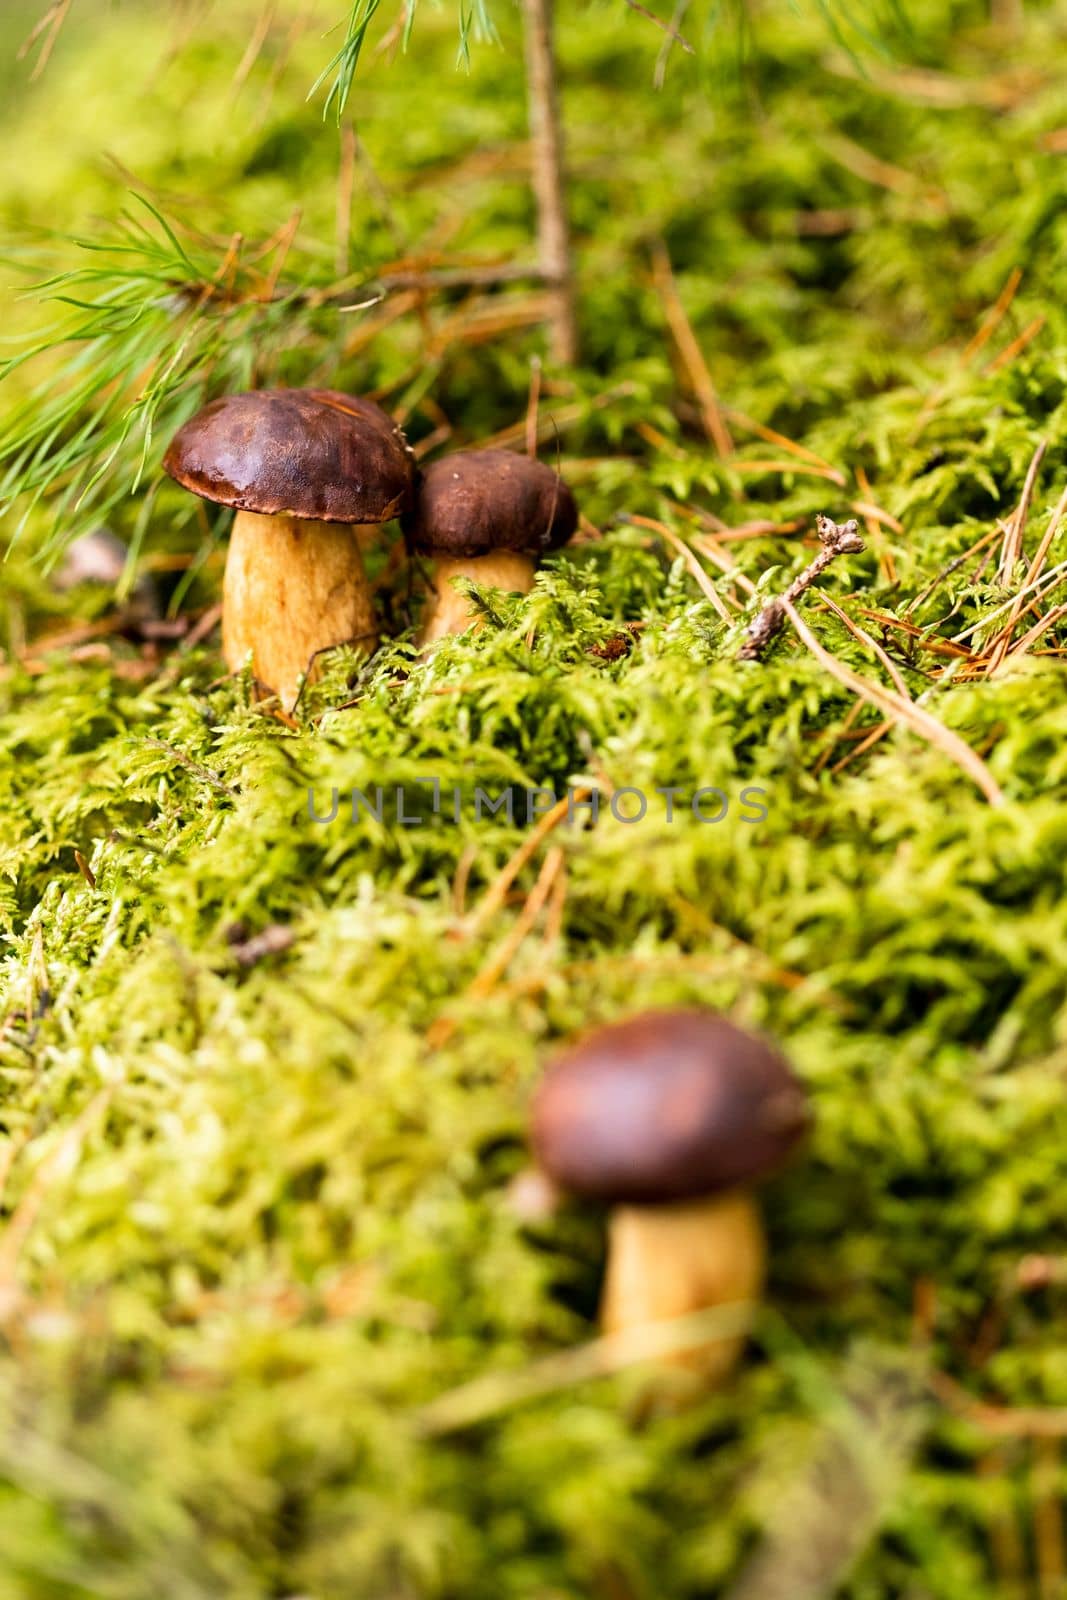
531;1010;809;1391
164;389;414;708
402;448;577;644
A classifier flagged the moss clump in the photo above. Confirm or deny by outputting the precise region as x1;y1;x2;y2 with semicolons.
2;1;1067;1595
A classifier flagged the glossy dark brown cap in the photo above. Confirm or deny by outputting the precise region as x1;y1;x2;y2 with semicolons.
532;1010;809;1205
402;449;577;558
163;389;415;523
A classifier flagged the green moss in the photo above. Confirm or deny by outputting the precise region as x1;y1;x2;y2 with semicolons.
1;1;1067;1595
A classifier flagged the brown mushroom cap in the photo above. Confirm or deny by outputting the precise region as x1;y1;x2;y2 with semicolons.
163;389;415;524
532;1010;809;1205
402;449;577;558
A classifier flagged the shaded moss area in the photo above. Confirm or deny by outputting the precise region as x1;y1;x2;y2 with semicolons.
1;1;1067;1595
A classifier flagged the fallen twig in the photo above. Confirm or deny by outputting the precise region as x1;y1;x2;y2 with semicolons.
996;438;1046;584
781;601;1006;807
650;241;732;458
738;515;865;661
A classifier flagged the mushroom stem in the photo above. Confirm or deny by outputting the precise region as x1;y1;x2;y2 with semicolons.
420;550;536;644
599;1190;765;1386
222;510;378;710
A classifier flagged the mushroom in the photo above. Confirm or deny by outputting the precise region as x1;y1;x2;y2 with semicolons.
402;448;577;644
164;389;415;709
531;1010;809;1389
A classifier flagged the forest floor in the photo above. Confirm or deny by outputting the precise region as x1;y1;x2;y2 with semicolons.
1;1;1067;1595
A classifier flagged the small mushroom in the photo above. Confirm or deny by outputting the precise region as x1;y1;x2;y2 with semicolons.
531;1010;809;1389
164;389;415;708
402;448;577;644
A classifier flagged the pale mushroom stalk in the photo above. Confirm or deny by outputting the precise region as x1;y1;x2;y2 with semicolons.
531;1009;810;1393
600;1192;765;1383
421;551;537;644
164;388;415;710
222;513;377;711
403;448;577;645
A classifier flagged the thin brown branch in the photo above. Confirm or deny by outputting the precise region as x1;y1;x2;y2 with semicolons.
931;1371;1067;1438
619;514;737;621
522;0;578;362
987;315;1047;374
723;406;845;481
781;604;1006;807
987;484;1067;671
654;0;693;87
622;0;694;52
997;439;1046;583
464;788;593;938
815;595;913;702
738;515;865;661
19;0;72;79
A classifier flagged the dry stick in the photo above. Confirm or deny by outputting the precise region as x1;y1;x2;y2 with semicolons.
730;459;845;484
19;0;72;78
815;595;913;702
468;846;564;998
781;601;1006;808
417;1301;757;1435
229;0;276;96
738;515;865;661
525;356;542;458
622;0;694;51
651;242;733;458
522;0;578;364
962;266;1024;365
987;315;1046;374
987;484;1067;673
490;947;841;1008
619;514;737;621
905;526;1002;616
429;848;566;1048
830;719;894;778
481;381;637;452
543;856;568;948
854;466;898;583
1033;1439;1067;1600
812;698;865;776
1008;602;1067;659
654;0;693;87
912;266;1023;441
142;738;238;798
73;850;96;889
952;559;1067;644
690;533;758;596
820;129;948;208
464;788;592;938
978;1450;1028;1593
722;406;845;481
850;606;973;661
930;1371;1067;1439
997;438;1046;583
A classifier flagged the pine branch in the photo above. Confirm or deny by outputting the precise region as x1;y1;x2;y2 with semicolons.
0;199;336;567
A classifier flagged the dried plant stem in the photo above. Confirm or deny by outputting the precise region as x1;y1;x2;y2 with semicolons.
781;602;1006;808
522;0;578;364
738;515;865;661
996;438;1046;583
